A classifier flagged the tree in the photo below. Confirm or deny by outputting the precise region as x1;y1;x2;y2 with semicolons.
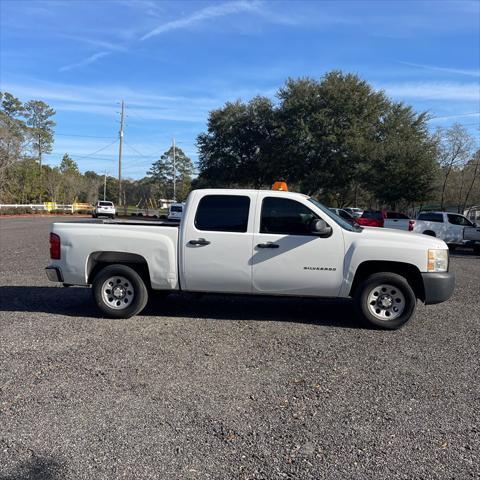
275;72;389;197
59;153;80;175
148;146;194;201
0;92;27;198
43;165;62;202
365;103;438;209
436;124;475;210
58;154;82;203
197;97;277;188
196;71;437;207
24;100;56;169
461;150;480;212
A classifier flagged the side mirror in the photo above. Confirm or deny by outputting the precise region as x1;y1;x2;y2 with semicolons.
311;218;332;237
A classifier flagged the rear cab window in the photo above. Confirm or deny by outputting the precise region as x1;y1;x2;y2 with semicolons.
418;213;443;222
387;212;408;219
194;195;250;232
362;211;383;220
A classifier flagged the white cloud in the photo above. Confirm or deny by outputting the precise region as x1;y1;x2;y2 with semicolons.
59;51;111;72
398;61;480;78
140;0;262;40
379;81;480;102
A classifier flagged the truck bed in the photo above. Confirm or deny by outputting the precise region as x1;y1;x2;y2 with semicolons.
51;220;180;289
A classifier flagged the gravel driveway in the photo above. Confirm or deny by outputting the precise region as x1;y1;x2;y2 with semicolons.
0;216;479;479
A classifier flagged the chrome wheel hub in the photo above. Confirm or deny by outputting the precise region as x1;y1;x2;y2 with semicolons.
102;276;134;310
367;284;405;321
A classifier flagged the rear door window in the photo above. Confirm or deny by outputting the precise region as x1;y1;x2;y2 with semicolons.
195;195;250;232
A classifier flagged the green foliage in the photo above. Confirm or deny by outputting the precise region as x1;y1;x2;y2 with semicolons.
197;97;277;188
148;145;194;201
196;71;441;208
24;99;56;162
59;153;80;175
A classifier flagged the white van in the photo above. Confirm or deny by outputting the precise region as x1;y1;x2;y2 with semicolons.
167;203;184;221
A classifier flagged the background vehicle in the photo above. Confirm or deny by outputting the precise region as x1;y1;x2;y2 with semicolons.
414;211;480;252
92;201;116;219
356;210;385;228
168;203;184;221
344;207;363;218
329;208;358;225
46;188;454;330
384;212;415;231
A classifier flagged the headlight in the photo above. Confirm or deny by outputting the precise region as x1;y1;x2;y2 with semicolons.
427;249;449;272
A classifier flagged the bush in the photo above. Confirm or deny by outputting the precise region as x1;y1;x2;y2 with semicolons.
0;207;34;215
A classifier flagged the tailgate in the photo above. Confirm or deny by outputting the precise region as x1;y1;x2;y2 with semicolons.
464;226;480;241
384;219;409;230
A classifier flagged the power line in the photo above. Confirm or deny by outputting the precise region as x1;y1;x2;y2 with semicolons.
72;139;118;160
55;133;116;139
124;142;157;159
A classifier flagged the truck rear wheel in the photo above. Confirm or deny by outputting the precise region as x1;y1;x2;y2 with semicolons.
354;272;417;330
92;264;148;319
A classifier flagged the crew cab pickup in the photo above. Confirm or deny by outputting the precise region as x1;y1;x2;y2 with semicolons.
413;211;480;253
46;189;455;329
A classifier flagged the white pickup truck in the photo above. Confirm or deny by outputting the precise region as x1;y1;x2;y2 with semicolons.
46;188;455;329
414;211;480;253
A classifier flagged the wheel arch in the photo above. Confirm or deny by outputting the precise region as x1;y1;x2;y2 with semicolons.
350;260;425;301
87;251;151;288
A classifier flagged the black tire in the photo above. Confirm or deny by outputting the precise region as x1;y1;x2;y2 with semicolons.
92;264;148;319
474;245;480;255
354;272;417;330
447;244;457;252
92;213;97;218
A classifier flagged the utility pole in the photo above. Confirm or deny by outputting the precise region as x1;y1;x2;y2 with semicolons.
103;171;107;201
172;137;176;202
118;100;125;207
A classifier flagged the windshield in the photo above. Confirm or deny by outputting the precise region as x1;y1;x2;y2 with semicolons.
98;202;113;206
170;206;183;212
308;198;362;232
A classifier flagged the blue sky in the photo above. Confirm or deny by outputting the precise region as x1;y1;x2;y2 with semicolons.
1;0;479;179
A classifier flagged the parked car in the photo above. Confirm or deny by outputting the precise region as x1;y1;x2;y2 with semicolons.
356;210;386;228
46;188;454;329
167;203;184;221
329;208;358;225
344;207;363;218
414;211;480;252
384;212;415;231
92;201;116;219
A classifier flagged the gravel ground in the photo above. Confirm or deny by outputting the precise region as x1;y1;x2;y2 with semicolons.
0;216;479;480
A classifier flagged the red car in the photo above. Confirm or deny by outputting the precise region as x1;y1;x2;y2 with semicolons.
356;210;386;228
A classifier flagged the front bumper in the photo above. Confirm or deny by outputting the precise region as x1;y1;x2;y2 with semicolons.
422;272;455;305
45;266;63;282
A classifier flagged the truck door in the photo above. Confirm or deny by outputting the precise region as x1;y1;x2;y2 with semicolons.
252;195;345;297
447;214;474;243
181;193;255;293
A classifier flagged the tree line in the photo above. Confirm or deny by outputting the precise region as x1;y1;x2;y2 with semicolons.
195;71;479;211
1;71;479;212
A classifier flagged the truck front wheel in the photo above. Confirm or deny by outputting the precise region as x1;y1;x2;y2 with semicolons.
92;264;148;319
354;272;417;330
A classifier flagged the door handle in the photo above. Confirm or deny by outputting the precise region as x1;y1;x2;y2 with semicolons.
188;238;210;246
257;242;279;249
